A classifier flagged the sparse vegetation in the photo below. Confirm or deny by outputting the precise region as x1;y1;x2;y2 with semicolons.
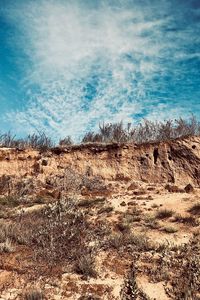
120;267;151;300
82;116;200;144
155;209;174;219
163;225;178;233
59;135;73;146
0;238;14;253
74;252;97;278
173;214;199;226
23;288;44;300
107;232;152;252
0;116;199;149
98;205;113;214
0;131;54;150
188;202;200;216
0;195;20;207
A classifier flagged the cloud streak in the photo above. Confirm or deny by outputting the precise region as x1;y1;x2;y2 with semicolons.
4;0;200;139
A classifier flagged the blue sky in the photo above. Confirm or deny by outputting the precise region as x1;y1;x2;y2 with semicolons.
0;0;200;140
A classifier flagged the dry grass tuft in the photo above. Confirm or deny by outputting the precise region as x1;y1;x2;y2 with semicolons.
188;202;200;216
23;288;44;300
155;209;174;219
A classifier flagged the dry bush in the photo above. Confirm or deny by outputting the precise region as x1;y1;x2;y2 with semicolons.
0;132;22;148
45;167;82;197
81;116;200;144
155;209;174;219
74;251;97;278
29;199;90;265
0;176;42;205
59;136;73;146
120;266;151;300
165;235;200;299
116;220;131;233
144;214;160;229
146;234;200;299
25;132;54;151
0;116;199;149
0;131;54;150
16;198;103;279
46;167;107;198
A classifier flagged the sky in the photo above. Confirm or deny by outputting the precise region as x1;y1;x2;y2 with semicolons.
0;0;200;140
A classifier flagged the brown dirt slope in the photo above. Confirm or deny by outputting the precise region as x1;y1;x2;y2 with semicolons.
0;136;199;186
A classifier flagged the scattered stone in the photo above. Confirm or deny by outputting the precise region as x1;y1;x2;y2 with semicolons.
184;183;194;193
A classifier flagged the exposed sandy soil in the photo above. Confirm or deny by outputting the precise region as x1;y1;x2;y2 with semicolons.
0;137;199;299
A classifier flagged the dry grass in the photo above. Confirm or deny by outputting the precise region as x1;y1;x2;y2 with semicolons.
78;197;106;208
155;209;174;219
163;225;178;233
74;252;97;278
173;214;199;226
0;238;14;253
23;288;44;300
107;232;152;252
188;202;200;216
0;195;20;207
98;205;113;214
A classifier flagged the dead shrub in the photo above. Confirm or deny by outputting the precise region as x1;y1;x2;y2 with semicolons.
59;136;73;146
28;199;90;266
81;116;200;144
74;251;97;278
0;131;54;151
120;266;151;300
164;235;200;299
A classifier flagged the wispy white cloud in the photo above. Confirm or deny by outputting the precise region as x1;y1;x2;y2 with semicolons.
4;0;199;139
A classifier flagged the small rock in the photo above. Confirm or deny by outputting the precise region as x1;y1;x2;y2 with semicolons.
41;159;48;166
127;182;140;191
184;183;194;193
